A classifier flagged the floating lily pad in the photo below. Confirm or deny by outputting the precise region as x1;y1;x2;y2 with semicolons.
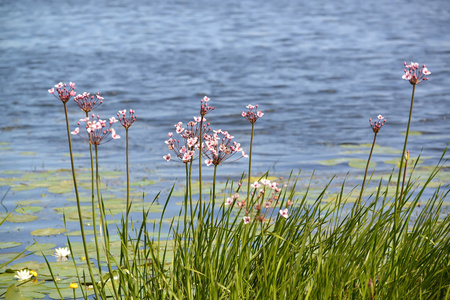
15;206;42;214
4;284;29;300
0;252;27;263
0;214;38;223
14;283;48;299
9;261;42;271
348;159;376;169
319;158;351;166
401;131;422;136
48;180;74;194
65;230;95;236
26;243;56;252
131;179;157;186
20;152;37;156
30;228;66;236
11;184;37;192
0;242;22;249
14;200;42;206
62;153;84;157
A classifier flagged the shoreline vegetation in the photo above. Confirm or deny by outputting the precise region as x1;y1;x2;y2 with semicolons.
1;63;449;299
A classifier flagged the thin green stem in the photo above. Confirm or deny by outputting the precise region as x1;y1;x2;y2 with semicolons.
393;83;415;280
86;112;102;275
95;145;120;299
355;132;377;212
184;162;189;229
125;128;130;261
247;122;255;202
199;117;204;223
63;103;99;299
399;159;409;205
396;84;416;201
212;164;217;227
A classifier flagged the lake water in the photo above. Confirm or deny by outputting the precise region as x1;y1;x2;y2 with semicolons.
1;0;450;284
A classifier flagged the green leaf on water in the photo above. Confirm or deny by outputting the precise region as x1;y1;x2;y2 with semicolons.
0;242;22;250
19;152;37;156
318;158;350;166
0;214;38;223
65;230;95;236
62;153;83;157
47;180;74;194
4;284;31;300
25;243;56;252
348;159;376;169
131;179;157;186
30;228;66;236
14;200;42;206
401;131;422;136
15;206;42;214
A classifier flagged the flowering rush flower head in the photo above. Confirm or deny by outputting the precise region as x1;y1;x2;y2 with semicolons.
402;62;431;85
369;114;386;134
202;129;248;166
200;96;215;117
74;92;103;113
117;109;137;129
279;208;289;218
14;269;33;281
242;104;263;123
48;82;76;103
163;117;210;163
54;247;71;262
71;114;120;145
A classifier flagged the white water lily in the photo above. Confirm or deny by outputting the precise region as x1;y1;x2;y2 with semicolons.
14;269;32;281
54;247;71;262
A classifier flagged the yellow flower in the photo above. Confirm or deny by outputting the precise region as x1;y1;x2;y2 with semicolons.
70;282;79;289
29;270;38;277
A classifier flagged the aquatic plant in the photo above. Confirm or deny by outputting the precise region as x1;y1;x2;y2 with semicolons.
73;92;104;113
53;247;70;262
3;62;448;299
355;114;386;212
241;104;263;202
48;82;100;299
397;62;431;201
116;108;137;266
14;269;32;282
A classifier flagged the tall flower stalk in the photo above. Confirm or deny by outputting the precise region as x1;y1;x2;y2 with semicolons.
117;109;137;257
392;62;430;283
241;104;263;203
49;82;100;299
202;129;248;224
163;118;207;227
399;150;410;204
355;115;386;212
198;96;214;221
74;91;104;273
396;62;431;202
71;113;121;298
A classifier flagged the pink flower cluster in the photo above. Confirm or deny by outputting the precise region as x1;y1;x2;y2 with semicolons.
369;114;386;134
203;129;248;166
71;114;120;145
402;62;431;85
200;96;215;117
117;109;137;129
74;92;104;113
163;117;210;163
48;82;76;103
224;179;288;224
242;104;264;123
